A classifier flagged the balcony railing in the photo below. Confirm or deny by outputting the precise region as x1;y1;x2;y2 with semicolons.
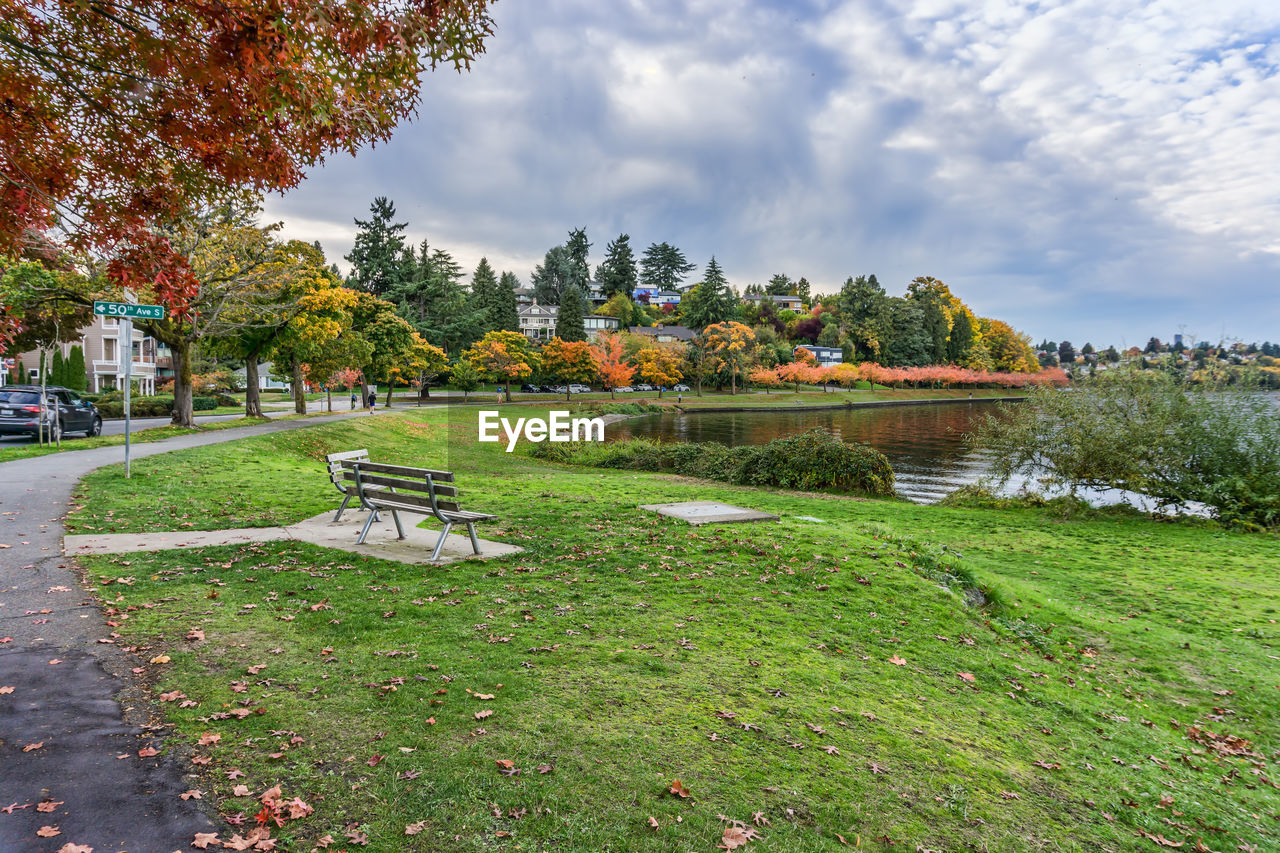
92;359;155;375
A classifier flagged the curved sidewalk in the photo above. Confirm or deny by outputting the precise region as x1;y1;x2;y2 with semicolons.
0;410;378;852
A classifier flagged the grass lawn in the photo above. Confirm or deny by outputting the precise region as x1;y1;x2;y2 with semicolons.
67;408;1279;852
0;412;330;464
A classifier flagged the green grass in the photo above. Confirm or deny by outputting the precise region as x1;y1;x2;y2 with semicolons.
68;408;1280;852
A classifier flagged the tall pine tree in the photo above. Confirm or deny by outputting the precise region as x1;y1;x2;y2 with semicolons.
639;242;695;291
680;256;737;330
555;284;587;342
596;233;638;300
470;257;499;330
67;345;87;391
345;197;409;296
531;245;579;304
566;227;591;288
494;272;521;333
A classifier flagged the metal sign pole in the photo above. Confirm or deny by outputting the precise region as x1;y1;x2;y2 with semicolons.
121;317;133;478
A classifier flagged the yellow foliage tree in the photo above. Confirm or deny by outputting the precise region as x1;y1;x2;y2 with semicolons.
700;321;757;395
464;331;539;402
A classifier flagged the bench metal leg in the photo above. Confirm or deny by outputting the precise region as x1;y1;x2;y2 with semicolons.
333;493;352;522
391;509;405;540
430;522;453;561
467;522;481;555
356;511;378;545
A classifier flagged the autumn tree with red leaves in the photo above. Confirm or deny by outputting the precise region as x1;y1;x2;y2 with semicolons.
0;0;495;313
590;332;635;399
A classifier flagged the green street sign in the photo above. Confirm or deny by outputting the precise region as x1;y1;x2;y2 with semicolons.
94;300;165;320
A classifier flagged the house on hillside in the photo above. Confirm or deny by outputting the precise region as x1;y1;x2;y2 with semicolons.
628;324;695;344
518;301;620;341
743;293;803;311
796;345;843;366
11;312;160;394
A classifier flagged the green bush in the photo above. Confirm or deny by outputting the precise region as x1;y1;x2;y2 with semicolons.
96;402;123;418
192;396;217;411
214;393;238;407
531;429;895;497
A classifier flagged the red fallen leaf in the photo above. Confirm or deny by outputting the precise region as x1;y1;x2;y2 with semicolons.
536;763;554;774
367;754;384;767
37;800;64;813
198;732;221;746
0;685;15;694
1;802;31;814
888;655;906;666
137;747;159;757
192;834;220;849
867;761;889;774
22;741;44;752
259;786;282;804
957;672;976;682
283;797;313;819
0;637;12;643
48;659;62;665
425;717;435;725
227;769;246;779
37;826;62;838
719;825;761;849
495;759;515;770
158;690;184;702
669;779;691;798
186;628;205;641
1000;791;1021;800
247;664;267;675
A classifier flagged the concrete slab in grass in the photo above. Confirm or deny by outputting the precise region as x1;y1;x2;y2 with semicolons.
64;509;522;566
639;500;779;525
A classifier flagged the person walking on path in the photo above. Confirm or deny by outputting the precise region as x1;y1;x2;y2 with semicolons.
350;391;358;410
367;391;377;413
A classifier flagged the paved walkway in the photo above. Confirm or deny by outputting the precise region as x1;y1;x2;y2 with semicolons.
0;409;392;852
64;509;522;566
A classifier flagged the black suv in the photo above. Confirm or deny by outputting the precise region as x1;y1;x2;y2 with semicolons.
0;385;102;441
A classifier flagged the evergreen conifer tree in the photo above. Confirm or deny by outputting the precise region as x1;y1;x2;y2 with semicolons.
555;284;587;342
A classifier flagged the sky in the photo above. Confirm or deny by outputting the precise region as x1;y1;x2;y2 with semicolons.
264;0;1280;348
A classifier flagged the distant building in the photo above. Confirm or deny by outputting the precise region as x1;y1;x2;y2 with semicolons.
628;324;695;344
12;312;160;394
744;293;803;311
796;345;843;366
233;361;290;391
1173;333;1184;349
633;287;681;307
518;301;619;341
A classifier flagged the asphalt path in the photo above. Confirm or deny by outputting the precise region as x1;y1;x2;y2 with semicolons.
0;408;378;852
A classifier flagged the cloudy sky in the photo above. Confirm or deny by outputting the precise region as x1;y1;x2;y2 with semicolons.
265;0;1280;348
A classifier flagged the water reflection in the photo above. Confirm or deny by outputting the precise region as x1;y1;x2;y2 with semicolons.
606;401;1006;503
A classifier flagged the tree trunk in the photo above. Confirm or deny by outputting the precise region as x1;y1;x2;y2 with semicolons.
244;359;263;418
326;388;332;412
291;362;307;414
385;383;393;408
171;340;195;427
503;384;512;403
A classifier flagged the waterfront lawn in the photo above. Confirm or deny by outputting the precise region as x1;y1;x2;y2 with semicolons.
69;408;1279;852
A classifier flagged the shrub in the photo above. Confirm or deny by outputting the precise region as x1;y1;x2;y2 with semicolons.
214;393;238;407
531;429;895;497
192;396;217;411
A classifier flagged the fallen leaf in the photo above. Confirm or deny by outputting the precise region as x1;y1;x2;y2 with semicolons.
405;820;427;835
37;826;62;838
138;747;159;757
233;785;251;797
149;655;169;664
474;709;493;720
868;761;889;774
536;763;554;774
37;800;64;813
647;816;659;829
56;844;94;853
198;732;221;746
957;672;976;682
22;742;44;752
367;754;383;767
0;686;13;694
180;789;202;801
888;655;906;666
669;779;691;798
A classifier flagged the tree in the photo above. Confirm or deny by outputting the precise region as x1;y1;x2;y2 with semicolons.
766;273;793;295
946;308;974;364
598;292;638;329
390;240;482;356
837;275;891;363
700;321;757;395
66;344;86;391
980;318;1039;373
590;332;635;398
1;1;495;304
634;347;683;398
50;348;65;387
555;284;587;342
565;227;591;288
541;337;596;400
449;358;481;402
680;257;737;330
1145;337;1164;354
464;331;539;402
346;198;409;296
1058;340;1076;366
531;245;579;305
493;272;522;333
470;257;499;329
596;234;637;300
639;242;695;291
884;298;931;367
907;276;956;364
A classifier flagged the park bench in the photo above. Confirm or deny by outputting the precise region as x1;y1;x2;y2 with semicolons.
347;461;497;561
326;449;384;522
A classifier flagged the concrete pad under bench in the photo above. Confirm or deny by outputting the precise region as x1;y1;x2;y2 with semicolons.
639;500;779;525
63;510;521;566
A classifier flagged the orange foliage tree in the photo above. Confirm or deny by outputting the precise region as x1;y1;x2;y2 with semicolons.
463;331;538;402
541;337;597;401
748;366;783;393
0;0;495;312
634;347;683;398
590;332;635;399
700;321;756;395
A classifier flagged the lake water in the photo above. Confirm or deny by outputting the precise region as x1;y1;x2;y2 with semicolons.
606;400;1007;503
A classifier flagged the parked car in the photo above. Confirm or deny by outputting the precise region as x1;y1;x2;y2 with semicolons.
568;384;592;394
546;385;567;395
634;383;653;392
613;386;634;394
519;383;543;393
673;384;691;392
0;385;102;441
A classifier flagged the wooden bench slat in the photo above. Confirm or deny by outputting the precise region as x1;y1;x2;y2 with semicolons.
341;460;454;482
340;471;458;497
367;496;462;514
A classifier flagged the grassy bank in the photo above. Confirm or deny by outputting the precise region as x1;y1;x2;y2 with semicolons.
66;408;1279;852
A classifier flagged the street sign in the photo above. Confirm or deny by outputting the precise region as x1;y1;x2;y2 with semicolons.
94;300;165;320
